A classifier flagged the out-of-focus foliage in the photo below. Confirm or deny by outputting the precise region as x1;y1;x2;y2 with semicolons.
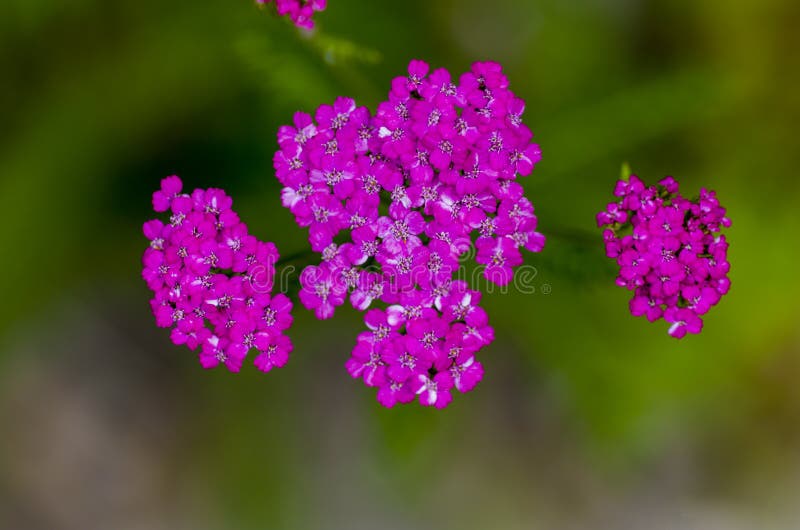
1;0;799;528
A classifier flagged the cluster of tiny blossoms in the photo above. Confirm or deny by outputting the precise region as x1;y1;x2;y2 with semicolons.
597;175;731;338
142;176;293;373
275;60;545;408
256;0;326;29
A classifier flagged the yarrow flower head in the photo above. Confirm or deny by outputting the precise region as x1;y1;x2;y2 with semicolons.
143;176;294;372
597;174;731;338
256;0;326;29
274;60;545;408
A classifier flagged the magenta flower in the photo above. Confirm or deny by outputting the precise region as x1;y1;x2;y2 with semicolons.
345;335;388;388
448;351;484;394
413;371;455;409
665;308;703;339
475;236;523;286
256;0;327;29
275;60;547;408
253;331;293;372
298;263;347;319
143;176;294;372
598;174;731;338
152;175;183;212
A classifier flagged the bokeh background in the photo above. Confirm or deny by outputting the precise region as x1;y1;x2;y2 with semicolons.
1;0;799;528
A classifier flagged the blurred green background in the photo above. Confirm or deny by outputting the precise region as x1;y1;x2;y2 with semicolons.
1;0;799;528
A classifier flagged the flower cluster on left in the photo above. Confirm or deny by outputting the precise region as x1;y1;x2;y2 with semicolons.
142;176;294;373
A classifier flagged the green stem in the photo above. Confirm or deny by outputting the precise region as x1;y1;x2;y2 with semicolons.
276;248;319;267
546;227;599;247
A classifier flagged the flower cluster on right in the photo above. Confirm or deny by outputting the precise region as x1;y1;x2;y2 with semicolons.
275;60;545;407
597;175;731;338
256;0;326;29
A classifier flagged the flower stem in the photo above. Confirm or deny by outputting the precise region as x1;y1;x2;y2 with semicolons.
276;248;319;267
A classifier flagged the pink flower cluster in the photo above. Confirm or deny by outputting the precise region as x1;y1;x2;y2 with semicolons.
256;0;326;29
597;175;731;338
142;176;294;373
274;60;545;407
